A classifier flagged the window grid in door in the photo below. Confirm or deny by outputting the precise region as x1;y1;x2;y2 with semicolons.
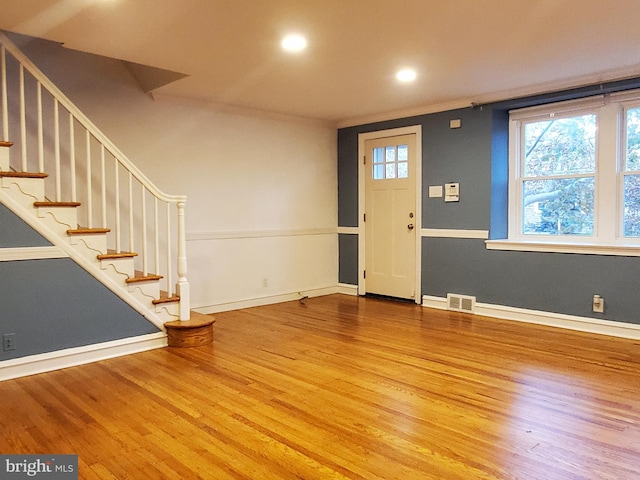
373;144;409;180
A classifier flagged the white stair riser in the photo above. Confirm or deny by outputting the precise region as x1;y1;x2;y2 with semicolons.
155;305;180;322
0;147;9;170
100;257;135;278
0;178;44;208
36;207;78;231
128;282;160;302
67;234;108;260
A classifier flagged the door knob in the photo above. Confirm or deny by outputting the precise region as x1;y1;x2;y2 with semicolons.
408;223;414;230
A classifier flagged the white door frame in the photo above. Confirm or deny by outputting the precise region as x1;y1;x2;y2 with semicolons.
358;125;422;303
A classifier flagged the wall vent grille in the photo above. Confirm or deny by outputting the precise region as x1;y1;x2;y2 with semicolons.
447;293;476;313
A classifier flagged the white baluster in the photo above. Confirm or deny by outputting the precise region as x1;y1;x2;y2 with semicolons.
115;160;121;253
1;46;8;142
69;114;76;202
19;65;26;171
128;172;134;253
154;197;160;284
54;100;61;202
100;145;106;229
141;186;147;276
86;130;92;228
176;200;190;320
37;82;44;173
166;203;172;297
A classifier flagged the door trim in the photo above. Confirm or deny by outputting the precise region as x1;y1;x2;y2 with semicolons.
358;125;422;303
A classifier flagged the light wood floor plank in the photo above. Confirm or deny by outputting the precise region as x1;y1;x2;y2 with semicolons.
1;294;640;479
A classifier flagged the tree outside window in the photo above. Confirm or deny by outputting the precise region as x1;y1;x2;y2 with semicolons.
521;114;596;236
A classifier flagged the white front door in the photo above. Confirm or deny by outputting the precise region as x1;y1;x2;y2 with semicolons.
364;133;417;300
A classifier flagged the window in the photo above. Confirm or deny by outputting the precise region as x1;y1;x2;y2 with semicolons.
372;144;408;180
623;106;640;237
521;112;597;236
489;91;640;255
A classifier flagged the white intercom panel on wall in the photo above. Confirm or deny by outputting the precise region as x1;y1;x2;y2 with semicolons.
444;182;460;202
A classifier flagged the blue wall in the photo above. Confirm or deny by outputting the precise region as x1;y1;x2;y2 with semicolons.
0;203;51;247
0;203;159;361
338;80;640;325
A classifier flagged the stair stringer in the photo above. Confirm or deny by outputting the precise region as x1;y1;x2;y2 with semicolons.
0;185;175;330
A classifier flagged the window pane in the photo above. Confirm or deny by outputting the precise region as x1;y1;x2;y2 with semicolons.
626;107;640;171
524;114;596;177
397;162;408;178
522;177;594;235
386;163;396;179
373;164;384;180
385;146;396;162
373;147;384;164
397;145;408;161
623;175;640;236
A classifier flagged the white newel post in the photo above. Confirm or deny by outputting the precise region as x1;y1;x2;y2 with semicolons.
176;200;190;320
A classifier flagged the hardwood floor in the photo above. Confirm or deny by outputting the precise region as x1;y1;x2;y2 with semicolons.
1;294;639;479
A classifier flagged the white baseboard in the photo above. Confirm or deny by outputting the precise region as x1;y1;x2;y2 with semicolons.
194;286;339;314
422;295;640;340
338;283;358;296
0;332;167;382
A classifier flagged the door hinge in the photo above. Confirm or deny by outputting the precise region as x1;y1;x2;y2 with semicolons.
363;270;366;279
363;155;366;165
363;213;366;222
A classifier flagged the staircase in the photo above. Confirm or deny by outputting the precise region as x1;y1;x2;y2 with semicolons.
0;31;190;329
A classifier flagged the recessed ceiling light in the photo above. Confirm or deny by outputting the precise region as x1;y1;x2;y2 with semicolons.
396;68;417;83
281;34;307;53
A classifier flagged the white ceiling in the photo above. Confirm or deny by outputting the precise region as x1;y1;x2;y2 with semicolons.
2;0;640;126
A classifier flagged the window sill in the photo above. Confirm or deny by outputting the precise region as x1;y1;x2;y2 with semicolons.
485;239;640;256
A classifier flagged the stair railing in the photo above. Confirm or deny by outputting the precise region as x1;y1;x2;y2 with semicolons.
0;31;190;320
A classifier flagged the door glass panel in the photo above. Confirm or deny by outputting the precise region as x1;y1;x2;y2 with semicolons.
372;144;410;180
386;163;396;179
398;162;408;178
386;146;396;162
373;147;384;163
398;145;408;161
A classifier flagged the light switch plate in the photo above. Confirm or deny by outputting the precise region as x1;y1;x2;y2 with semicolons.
428;185;443;198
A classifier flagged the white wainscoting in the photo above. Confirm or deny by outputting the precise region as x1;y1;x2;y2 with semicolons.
188;228;338;314
422;295;640;340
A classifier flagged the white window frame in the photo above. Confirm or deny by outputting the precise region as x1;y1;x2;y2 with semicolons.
486;91;640;256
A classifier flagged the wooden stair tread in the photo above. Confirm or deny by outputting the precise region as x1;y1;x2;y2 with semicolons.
165;312;215;329
152;291;180;305
34;201;81;207
67;227;110;235
0;171;48;178
165;312;215;348
97;249;138;260
0;141;13;147
126;270;163;283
